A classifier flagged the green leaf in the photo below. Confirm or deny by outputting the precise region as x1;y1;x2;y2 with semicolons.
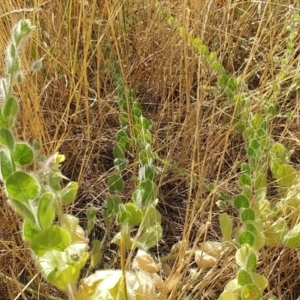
13;142;34;165
60;214;79;233
265;218;288;246
199;45;208;55
239;231;255;246
254;186;267;202
108;173;124;192
219;191;231;201
23;219;41;241
211;60;222;73
238;270;253;286
0;128;14;150
219;213;233;242
0;112;9;129
241;284;261;300
48;172;63;191
139;149;154;166
133;102;142;117
86;207;96;235
8;43;17;60
222;279;242;299
37;244;88;292
246;223;257;235
247;252;257;270
138;165;155;181
257;199;271;217
249;156;256;170
30;225;71;256
252;114;264;130
60;214;88;245
140;116;150;130
113;157;127;170
33;139;41;151
61;181;78;204
244;222;264;250
119;112;128;127
132;180;157;208
106;195;122;215
208;51;217;62
247;147;256;157
219;291;239;300
137;223;163;250
117;203;143;226
219;73;230;89
239;174;251;187
38;192;55;229
9;198;35;223
113;144;125;159
250;139;260;151
276;164;297;187
207;183;214;192
143;205;161;228
283;223;300;249
253;232;265;251
227;76;237;92
234;195;249;209
6;171;39;201
241;208;256;222
134;125;152;146
241;163;251;175
256;127;266;138
0;149;14;180
90;239;103;268
236;245;253;268
112;226;133;249
13;19;35;47
251;272;268;290
270;142;288;161
270;158;281;178
254;173;267;191
3;96;18;119
116;130;131;151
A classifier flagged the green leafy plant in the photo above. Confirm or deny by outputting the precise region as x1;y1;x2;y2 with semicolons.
105;62;162;252
164;6;300;300
0;20;87;298
1;19;167;300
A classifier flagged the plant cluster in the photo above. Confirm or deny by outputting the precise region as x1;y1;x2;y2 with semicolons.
2;4;300;299
0;19;167;300
165;5;300;300
0;19;88;298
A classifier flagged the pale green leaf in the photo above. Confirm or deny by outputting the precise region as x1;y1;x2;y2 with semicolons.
30;225;70;256
238;270;253;286
13;142;34;166
23;219;41;241
241;284;261;300
0;149;14;180
251;272;268;290
9;198;35;223
6;171;39;201
0;128;14;150
219;213;233;242
38;192;55;229
60;181;78;204
283;223;300;249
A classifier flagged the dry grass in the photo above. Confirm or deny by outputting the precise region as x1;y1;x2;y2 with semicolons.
0;0;300;299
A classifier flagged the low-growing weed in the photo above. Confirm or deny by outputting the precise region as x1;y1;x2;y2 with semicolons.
0;19;165;300
164;4;300;300
3;3;300;299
